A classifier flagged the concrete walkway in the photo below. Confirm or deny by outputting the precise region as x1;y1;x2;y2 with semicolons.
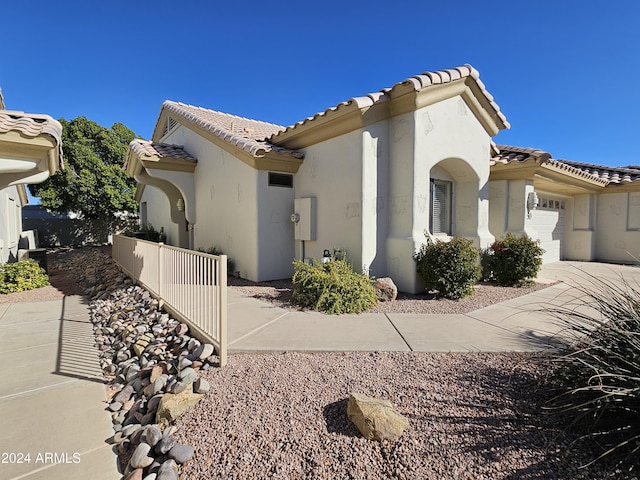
0;296;119;480
227;261;640;354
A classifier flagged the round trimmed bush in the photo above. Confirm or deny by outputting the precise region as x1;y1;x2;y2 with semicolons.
481;233;544;286
413;236;481;300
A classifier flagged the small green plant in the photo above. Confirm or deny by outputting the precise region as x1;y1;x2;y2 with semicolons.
133;223;161;242
545;275;640;467
413;235;480;300
292;258;377;314
196;246;235;274
481;233;544;286
0;259;49;294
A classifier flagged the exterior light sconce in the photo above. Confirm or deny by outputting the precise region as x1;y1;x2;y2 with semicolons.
527;191;539;219
321;249;332;264
176;198;185;212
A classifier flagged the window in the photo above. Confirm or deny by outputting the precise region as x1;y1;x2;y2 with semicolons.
430;179;452;235
164;117;179;137
268;172;293;188
539;197;565;211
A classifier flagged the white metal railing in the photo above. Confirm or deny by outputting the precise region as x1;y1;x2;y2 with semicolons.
112;234;227;366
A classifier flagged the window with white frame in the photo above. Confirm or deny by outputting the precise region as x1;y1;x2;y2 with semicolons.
430;179;452;235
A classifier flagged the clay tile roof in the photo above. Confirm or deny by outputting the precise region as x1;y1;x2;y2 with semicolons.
129;139;197;163
161;101;303;159
0;110;63;163
270;64;509;142
0;110;62;145
558;159;640;184
491;144;552;165
491;144;633;186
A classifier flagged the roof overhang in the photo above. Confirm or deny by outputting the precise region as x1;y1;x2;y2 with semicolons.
270;68;510;150
0;112;63;189
490;159;608;194
601;180;640;194
152;105;303;173
125;141;199;223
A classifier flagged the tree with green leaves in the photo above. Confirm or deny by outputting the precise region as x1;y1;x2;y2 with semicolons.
29;117;139;233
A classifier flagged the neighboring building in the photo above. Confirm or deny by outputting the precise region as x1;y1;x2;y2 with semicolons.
0;91;63;262
126;65;640;293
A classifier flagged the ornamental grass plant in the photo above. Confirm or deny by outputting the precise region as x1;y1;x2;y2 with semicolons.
545;272;640;469
292;258;377;314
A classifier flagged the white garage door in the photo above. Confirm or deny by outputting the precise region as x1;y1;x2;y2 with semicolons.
532;197;565;263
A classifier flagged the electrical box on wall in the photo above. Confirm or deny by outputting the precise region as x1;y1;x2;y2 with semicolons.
293;197;316;241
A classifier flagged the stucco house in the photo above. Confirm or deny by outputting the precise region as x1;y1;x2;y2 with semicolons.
490;145;640;265
126;65;640;293
0;90;63;262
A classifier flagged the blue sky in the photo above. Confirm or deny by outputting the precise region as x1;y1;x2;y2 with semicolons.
2;0;639;170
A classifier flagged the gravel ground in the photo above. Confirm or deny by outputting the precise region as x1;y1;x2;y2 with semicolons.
5;248;637;479
174;351;635;480
228;277;552;315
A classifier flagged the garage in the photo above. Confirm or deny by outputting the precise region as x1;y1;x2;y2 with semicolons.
531;196;566;263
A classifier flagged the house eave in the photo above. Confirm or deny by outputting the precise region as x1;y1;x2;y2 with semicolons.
154;111;303;173
0;130;62;189
271;78;509;150
490;159;608;194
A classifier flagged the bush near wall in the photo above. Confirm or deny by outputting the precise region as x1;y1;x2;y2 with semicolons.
196;246;236;275
292;258;377;314
481;233;544;286
0;259;49;294
413;236;481;300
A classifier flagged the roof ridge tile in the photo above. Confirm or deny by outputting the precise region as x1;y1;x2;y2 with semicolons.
270;64;509;143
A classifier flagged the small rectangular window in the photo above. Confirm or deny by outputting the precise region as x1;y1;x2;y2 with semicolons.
430;179;452;235
268;172;293;188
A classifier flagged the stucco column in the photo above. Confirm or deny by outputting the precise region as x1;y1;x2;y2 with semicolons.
385;113;423;294
506;179;537;238
566;194;596;260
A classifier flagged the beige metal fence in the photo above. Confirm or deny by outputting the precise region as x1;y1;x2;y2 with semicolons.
112;234;227;366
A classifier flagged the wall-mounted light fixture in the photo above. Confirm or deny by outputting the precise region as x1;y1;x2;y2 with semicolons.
527;191;539;219
176;198;185;212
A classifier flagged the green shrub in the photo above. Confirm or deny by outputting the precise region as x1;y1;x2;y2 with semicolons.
481;233;544;286
292;258;377;314
545;276;640;467
196;246;235;274
0;259;49;294
413;235;480;299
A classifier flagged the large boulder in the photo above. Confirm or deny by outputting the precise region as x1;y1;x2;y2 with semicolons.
373;277;398;302
347;392;408;442
155;389;204;426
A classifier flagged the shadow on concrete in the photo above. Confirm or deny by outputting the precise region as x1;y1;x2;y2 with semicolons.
53;295;105;384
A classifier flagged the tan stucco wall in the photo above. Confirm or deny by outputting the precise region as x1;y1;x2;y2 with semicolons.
256;169;295;280
294;129;366;270
595;192;640;263
163;126;261;280
387;97;494;293
139;185;179;246
0;185;24;262
564;193;596;261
